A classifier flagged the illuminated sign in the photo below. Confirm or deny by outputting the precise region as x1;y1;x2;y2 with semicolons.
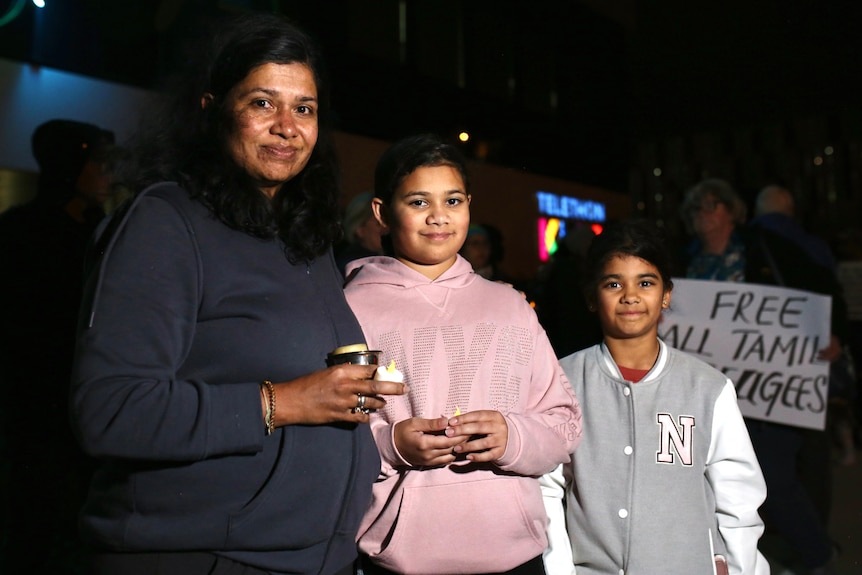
536;192;605;262
538;217;563;262
536;191;606;222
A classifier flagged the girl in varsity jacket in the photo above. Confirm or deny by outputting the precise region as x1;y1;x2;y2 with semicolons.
541;219;769;575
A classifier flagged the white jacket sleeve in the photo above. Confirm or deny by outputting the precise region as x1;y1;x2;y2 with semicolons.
540;463;577;575
706;380;770;575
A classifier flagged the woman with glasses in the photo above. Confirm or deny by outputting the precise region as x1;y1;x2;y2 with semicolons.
679;178;749;281
679;178;847;575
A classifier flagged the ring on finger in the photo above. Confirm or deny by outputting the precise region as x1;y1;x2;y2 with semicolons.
351;393;370;415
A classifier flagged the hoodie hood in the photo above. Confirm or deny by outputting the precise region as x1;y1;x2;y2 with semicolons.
345;254;478;290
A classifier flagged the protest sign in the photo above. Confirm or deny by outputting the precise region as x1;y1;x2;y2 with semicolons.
661;278;831;430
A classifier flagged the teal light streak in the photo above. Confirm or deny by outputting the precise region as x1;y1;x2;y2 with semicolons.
0;0;27;28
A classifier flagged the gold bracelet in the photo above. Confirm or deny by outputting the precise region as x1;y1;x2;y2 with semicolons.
262;380;276;435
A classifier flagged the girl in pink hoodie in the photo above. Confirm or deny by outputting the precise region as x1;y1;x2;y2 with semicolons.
343;133;582;575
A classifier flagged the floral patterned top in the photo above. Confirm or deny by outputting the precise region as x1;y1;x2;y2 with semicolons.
685;232;746;282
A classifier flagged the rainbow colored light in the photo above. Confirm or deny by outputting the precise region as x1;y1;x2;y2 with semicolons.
538;217;561;262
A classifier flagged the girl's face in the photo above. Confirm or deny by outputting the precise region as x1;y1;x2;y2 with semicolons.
373;165;471;280
593;254;671;343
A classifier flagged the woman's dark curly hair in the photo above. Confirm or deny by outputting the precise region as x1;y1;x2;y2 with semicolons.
121;12;340;263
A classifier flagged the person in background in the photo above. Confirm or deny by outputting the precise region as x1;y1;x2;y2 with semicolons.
460;223;514;284
69;13;406;575
0;118;117;574
753;185;836;271
753;183;854;517
460;223;494;277
680;178;848;575
542;219;769;575
344;133;582;575
834;228;862;464
533;226;603;358
335;191;384;276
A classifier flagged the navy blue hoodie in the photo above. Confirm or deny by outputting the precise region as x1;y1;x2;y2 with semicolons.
71;183;379;574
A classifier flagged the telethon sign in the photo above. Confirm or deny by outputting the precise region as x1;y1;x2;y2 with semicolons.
536;191;606;262
536;191;606;222
661;278;832;430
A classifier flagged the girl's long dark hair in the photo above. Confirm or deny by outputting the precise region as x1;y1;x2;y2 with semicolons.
121;12;340;263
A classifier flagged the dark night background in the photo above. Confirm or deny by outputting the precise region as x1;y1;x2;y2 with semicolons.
2;4;862;569
2;0;862;216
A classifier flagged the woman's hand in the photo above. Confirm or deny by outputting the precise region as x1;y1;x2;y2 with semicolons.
267;364;408;426
394;417;466;467
446;410;509;463
816;334;843;363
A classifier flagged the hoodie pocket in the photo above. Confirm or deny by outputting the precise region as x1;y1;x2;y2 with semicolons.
373;476;545;574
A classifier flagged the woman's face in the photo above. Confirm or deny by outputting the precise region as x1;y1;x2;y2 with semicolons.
373;165;471;280
691;194;735;240
223;62;319;198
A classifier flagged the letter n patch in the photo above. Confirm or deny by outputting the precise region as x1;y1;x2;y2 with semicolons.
656;413;695;466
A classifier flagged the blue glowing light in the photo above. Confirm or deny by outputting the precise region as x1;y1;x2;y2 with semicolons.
536;191;606;222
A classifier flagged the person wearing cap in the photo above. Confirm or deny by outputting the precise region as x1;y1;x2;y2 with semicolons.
460;224;494;277
335;191;384;276
30;118;118;216
460;223;514;285
0;118;117;572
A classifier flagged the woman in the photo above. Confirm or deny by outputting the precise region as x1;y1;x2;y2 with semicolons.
70;13;406;575
680;178;845;574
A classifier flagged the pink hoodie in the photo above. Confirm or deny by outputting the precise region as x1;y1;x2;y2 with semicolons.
344;255;582;575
